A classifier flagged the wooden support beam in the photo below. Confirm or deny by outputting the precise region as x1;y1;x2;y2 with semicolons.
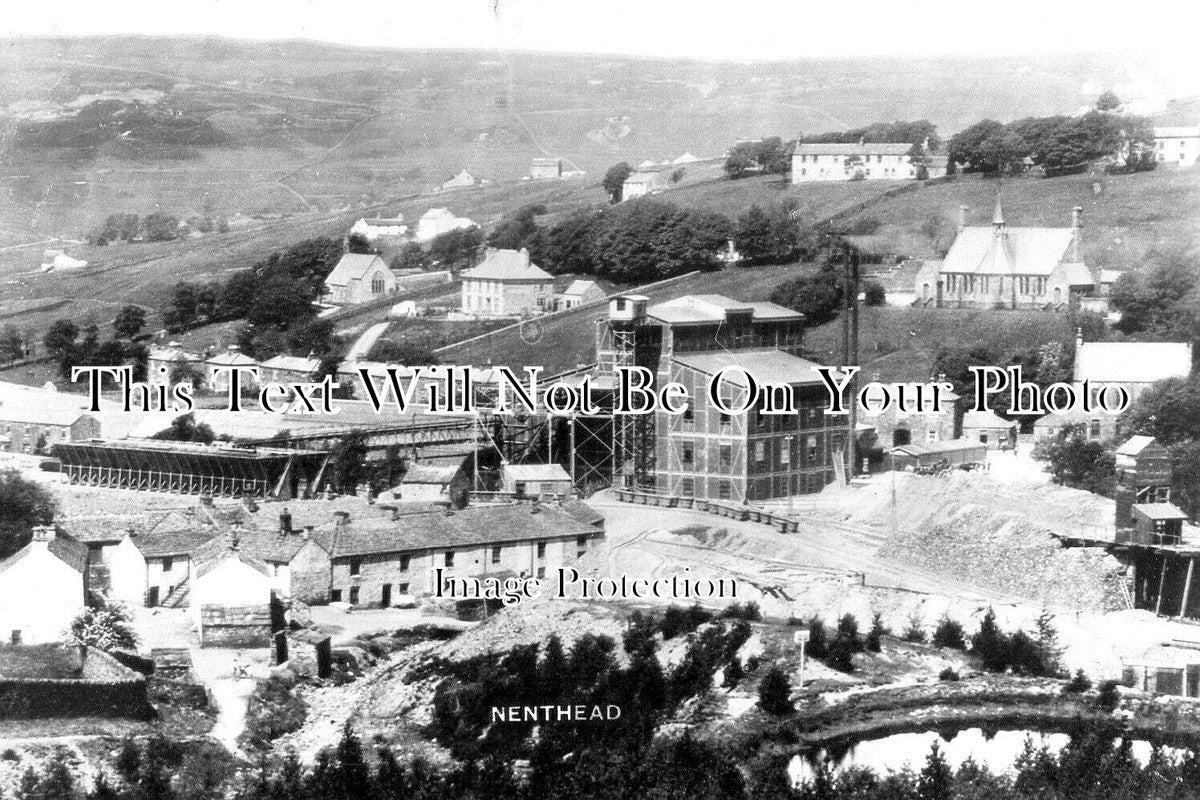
1181;557;1196;619
1156;557;1169;616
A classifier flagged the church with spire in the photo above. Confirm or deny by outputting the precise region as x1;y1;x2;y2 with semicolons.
913;198;1097;309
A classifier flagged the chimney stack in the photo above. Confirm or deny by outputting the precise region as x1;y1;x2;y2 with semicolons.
334;510;350;527
957;205;968;232
1072;206;1083;229
302;526;313;541
229;523;241;550
1076;327;1084;351
279;508;293;535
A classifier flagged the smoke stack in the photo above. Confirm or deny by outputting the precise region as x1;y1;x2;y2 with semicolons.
279;508;292;535
958;205;968;232
1076;327;1084;351
1072;206;1083;229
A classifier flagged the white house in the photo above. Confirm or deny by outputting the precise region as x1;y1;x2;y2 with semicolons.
440;170;478;190
391;463;461;502
415;209;477;243
0;527;87;645
556;279;606;310
349;216;407;241
39;250;88;273
500;463;573;497
190;538;275;647
792;142;923;183
323;253;397;305
460;248;554;317
1154;126;1200;167
1074;337;1192;404
622;170;667;200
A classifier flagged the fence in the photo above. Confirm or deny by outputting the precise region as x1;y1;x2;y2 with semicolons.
613;487;800;533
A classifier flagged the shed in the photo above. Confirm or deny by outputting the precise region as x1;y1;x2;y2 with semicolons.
961;411;1017;449
1123;643;1200;697
500;463;573;497
886;440;987;471
1131;503;1189;545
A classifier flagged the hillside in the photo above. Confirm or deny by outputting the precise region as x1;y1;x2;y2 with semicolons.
839;168;1200;271
0;36;1184;245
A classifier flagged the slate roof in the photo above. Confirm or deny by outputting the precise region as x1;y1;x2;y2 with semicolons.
325;254;389;287
192;540;271;578
563;279;601;297
962;410;1016;429
401;464;460;484
793;142;914;156
561;499;604;527
672;351;827;386
888;440;988;457
260;355;321;374
1116;435;1158;456
0;407;96;426
206;347;257;367
316;505;597;559
461;249;552;282
134;528;218;558
1156;126;1200;138
1134;503;1189;521
648;294;802;325
1074;342;1192;384
941;226;1080;278
0;535;88;575
190;526;316;567
504;464;572;482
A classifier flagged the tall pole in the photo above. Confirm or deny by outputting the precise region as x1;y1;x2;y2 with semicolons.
842;240;859;481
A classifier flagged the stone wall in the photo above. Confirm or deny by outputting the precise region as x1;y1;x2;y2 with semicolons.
0;646;153;719
199;605;273;647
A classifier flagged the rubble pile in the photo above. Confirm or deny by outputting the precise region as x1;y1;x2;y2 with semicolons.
878;503;1126;611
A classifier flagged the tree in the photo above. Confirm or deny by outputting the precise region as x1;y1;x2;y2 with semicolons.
142;211;181;242
769;263;843;326
721;658;744;689
151;413;216;445
113;305;147;339
43;319;79;361
68;603;138;650
1032;423;1116;496
948;119;1007;172
427;227;483;270
0;469;57;559
1035;609;1063;677
863;280;886;306
975;130;1028;175
391;241;428;272
757;666;793;714
1096;91;1121;112
917;741;953;800
865;613;886;652
971;607;1010;672
932;615;966;650
0;324;26;362
487;203;546;250
345;232;374;254
602;162;633;204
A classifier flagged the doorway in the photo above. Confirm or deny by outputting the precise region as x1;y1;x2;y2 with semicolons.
381;584;392;608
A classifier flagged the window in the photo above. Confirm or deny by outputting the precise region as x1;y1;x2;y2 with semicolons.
514;481;527;498
349;586;360;604
719;412;731;428
780;443;791;466
330;590;342;602
926;430;939;443
398;582;409;594
717;481;732;500
349;559;361;576
445;551;455;568
754;441;766;463
681;443;694;465
1090;419;1101;439
399;555;410;572
807;435;818;463
162;557;173;573
576;536;588;558
492;546;502;565
371;275;385;294
537;566;546;579
719;443;732;468
536;541;546;559
681;477;695;495
682;405;694;423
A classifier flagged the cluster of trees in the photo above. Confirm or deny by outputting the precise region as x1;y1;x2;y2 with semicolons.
724;137;793;179
87;212;190;245
43;307;150;381
1033;422;1117;496
733;200;819;265
528;200;732;283
970;607;1063;677
948;94;1155;176
390;227;486;272
0;470;56;559
67;603;138;651
934;337;1075;415
800;120;941;150
0;324;30;363
162;237;343;359
1110;254;1200;341
769;262;844;326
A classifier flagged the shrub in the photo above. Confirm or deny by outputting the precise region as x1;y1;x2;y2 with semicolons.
745;655;761;673
661;604;714;640
863;280;886;306
902;611;927;643
722;658;745;689
757;666;793;715
939;667;960;682
1063;669;1093;694
806;617;828;659
720;602;763;622
865;613;887;653
241;676;307;750
1096;680;1121;712
932;615;967;650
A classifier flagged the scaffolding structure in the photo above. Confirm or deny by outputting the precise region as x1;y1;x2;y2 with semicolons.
609;321;656;489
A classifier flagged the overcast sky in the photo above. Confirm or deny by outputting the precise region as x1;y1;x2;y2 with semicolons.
5;0;1200;62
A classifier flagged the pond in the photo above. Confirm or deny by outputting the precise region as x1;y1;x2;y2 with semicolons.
789;727;1184;786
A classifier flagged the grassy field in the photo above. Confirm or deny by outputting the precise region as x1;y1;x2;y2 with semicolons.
841;168;1200;271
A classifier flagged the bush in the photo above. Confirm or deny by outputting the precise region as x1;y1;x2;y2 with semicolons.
863;280;886;306
865;613;887;653
720;602;762;622
902;612;927;644
1063;669;1093;694
1096;680;1121;712
932;615;967;650
939;667;960;682
241;676;307;750
757;666;793;715
722;658;744;689
805;617;828;659
661;604;713;640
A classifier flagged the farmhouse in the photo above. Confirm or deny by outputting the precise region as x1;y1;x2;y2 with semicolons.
415;208;477;243
0;527;87;645
919;202;1095;309
622;170;667;200
459;247;554;317
147;341;204;387
190;533;276;647
1154;126;1200;167
314;504;604;605
323;253;397;306
349;216;407;241
530;158;563;180
961;410;1017;449
791;141;927;183
556;279;605;310
0;405;100;454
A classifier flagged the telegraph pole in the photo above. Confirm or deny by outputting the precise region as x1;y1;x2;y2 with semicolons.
842;239;860;481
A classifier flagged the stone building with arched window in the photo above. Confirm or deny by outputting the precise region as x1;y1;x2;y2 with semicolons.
323;254;396;305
